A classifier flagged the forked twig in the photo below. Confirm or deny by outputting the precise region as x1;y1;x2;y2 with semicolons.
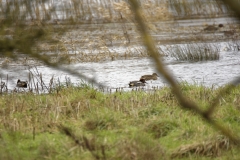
204;77;240;118
129;0;240;143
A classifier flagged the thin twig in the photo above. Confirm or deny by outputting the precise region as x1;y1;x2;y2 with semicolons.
129;0;240;144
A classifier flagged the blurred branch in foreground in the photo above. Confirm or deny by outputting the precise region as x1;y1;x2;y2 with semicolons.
128;0;240;143
221;0;240;18
0;0;104;87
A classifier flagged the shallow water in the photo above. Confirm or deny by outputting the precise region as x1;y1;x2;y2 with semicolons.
68;47;240;89
1;42;240;92
1;16;240;92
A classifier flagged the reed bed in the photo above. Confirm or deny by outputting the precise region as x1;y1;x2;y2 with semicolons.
1;0;238;65
162;43;220;61
1;0;239;66
0;0;232;24
169;0;234;19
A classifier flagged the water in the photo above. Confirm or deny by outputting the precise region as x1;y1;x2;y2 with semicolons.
1;43;240;92
1;16;240;92
68;47;240;88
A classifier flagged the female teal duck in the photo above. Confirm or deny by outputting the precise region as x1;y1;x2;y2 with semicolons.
203;24;224;31
129;78;146;87
140;73;159;80
16;79;27;88
1;82;5;89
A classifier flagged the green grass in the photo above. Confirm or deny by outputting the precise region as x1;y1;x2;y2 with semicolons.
0;83;240;159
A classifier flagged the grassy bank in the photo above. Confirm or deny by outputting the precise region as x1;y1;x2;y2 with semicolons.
0;83;240;159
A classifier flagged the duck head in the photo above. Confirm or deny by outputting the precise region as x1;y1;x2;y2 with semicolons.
140;78;147;83
152;73;159;77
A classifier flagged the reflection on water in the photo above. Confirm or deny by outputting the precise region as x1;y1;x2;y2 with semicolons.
1;44;240;92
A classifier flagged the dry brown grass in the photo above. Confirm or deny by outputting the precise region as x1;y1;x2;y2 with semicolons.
116;134;166;160
171;136;231;158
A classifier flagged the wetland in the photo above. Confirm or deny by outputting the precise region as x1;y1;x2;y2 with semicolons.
1;17;240;92
1;0;240;159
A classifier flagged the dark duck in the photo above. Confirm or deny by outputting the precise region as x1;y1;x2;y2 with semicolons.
16;79;28;88
129;78;146;87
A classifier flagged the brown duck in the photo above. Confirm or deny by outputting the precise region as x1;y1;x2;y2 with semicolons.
223;30;235;37
140;73;159;81
203;24;224;32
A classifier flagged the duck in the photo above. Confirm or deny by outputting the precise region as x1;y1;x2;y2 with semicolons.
203;24;224;32
16;79;27;88
129;78;146;87
223;30;235;37
140;73;159;81
1;82;5;89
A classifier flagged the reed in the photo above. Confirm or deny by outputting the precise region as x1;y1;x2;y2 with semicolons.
165;43;220;61
169;0;234;19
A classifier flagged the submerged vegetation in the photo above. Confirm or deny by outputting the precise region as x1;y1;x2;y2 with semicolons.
0;0;240;67
0;84;240;159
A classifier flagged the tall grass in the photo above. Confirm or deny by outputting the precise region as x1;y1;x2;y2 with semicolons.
162;43;220;61
0;84;239;159
169;0;233;19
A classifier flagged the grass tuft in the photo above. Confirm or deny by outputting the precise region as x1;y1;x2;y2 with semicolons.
145;120;178;139
171;136;231;158
116;133;166;160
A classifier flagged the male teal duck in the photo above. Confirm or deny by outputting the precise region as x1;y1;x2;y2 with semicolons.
140;73;159;81
129;78;146;87
16;79;27;88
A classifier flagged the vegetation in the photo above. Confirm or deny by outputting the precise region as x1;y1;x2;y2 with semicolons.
0;0;239;67
162;43;220;62
1;0;240;159
0;83;240;159
169;0;235;19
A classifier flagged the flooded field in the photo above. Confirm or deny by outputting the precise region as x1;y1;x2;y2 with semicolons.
1;17;240;92
1;43;240;92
